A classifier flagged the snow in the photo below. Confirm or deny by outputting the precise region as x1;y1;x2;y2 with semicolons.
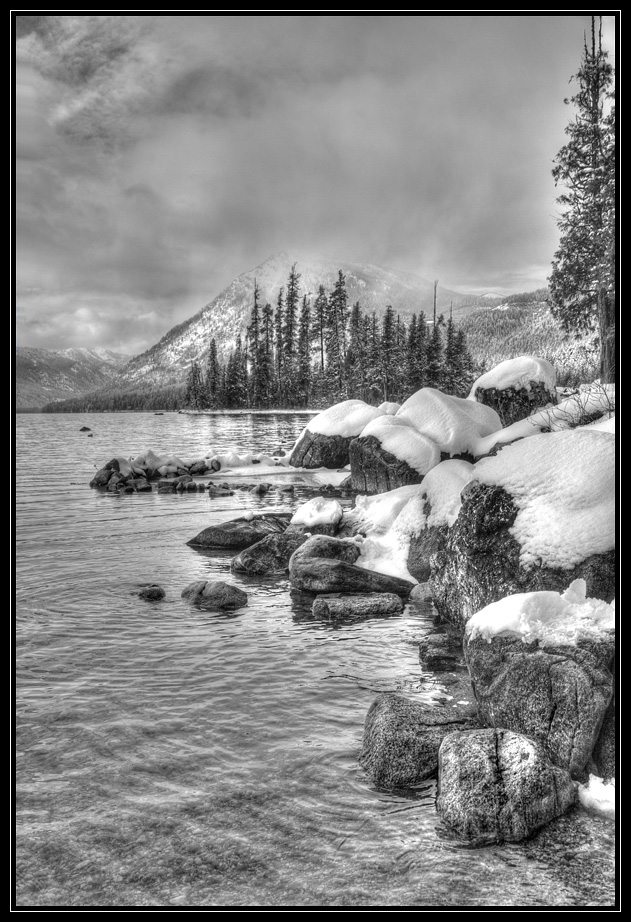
473;382;616;457
307;399;386;437
349;484;426;536
358;416;441;475
579;414;615;433
396;388;501;457
290;496;343;528
468;355;556;399
465;579;614;647
395;459;475;533
473;430;615;569
578;774;616;818
378;401;401;415
203;449;280;470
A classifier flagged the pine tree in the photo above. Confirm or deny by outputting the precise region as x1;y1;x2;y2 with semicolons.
246;280;262;406
325;271;349;395
346;301;366;400
379;305;396;402
274;288;285;406
283;264;300;387
205;338;222;408
259;302;274;408
548;15;616;382
313;285;328;374
297;294;312;407
185;360;205;409
425;315;444;389
406;311;428;394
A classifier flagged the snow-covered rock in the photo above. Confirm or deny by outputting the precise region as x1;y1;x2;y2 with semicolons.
464;581;615;777
289;400;386;469
349;416;441;494
429;430;616;628
289;497;343;536
396;388;501;459
468;356;557;427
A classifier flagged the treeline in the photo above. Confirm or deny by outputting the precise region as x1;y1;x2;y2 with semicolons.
185;265;479;410
42;383;187;413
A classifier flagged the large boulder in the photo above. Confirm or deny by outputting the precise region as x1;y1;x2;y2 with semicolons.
468;356;557;427
312;592;403;621
591;693;616;782
289;557;414;596
436;728;576;845
359;694;478;788
187;512;293;549
395;388;501;459
181;580;248;611
464;581;615;778
289;497;343;536
429;431;616;629
289;399;386;469
230;529;310;575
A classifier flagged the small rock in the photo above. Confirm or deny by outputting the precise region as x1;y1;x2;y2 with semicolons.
181;580;248;611
139;585;166;601
312;592;403;620
80;426;92;432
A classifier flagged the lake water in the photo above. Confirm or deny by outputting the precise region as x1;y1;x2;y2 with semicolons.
14;412;616;908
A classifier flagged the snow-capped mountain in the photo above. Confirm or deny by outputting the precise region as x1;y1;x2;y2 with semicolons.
115;253;470;390
15;347;130;409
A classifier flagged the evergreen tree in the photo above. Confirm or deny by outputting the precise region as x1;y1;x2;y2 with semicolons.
185;360;205;409
442;315;460;395
379;305;397;401
283;264;301;384
297;294;312;407
274;288;285;406
246;280;262;406
205;338;222;408
406;311;428;394
325;270;349;395
346;301;366;400
548;15;616;382
425;315;444;389
313;285;328;374
259;302;275;408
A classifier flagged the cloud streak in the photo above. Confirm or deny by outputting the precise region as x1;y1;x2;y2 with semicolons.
15;13;617;352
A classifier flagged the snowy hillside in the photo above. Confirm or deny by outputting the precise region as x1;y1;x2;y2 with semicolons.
15;347;130;409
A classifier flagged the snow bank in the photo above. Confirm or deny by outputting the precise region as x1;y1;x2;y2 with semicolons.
396;388;501;457
468;355;556;399
349;484;426;536
578;774;616;818
378;401;401;415
359;415;441;474
290;497;343;528
307;399;386;437
465;579;614;647
473;429;615;569
473;382;616;457
203;449;280;470
579;414;615;434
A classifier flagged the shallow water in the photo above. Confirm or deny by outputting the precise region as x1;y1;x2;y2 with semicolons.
14;412;616;907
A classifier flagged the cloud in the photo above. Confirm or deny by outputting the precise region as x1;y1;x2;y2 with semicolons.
15;13;618;352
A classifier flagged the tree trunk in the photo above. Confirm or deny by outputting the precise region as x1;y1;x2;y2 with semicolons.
598;287;616;383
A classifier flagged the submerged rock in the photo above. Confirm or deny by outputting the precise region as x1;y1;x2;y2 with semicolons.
230;529;310;575
359;694;478;788
181;580;248;610
138;585;165;601
187;512;293;549
312;592;403;620
436;728;577;845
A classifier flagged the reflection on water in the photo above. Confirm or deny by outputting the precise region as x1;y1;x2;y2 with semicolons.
15;413;616;907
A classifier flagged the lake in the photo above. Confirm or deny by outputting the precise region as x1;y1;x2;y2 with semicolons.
14;411;616;907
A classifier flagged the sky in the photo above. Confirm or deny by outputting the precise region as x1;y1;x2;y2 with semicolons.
14;13;617;356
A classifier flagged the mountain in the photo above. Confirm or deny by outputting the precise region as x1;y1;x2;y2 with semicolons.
15;347;131;410
113;254;473;390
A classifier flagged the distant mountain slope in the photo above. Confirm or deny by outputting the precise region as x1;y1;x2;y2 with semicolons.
114;254;472;390
459;298;599;386
15;347;130;409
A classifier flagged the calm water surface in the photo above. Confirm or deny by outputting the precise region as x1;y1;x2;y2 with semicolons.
15;412;616;907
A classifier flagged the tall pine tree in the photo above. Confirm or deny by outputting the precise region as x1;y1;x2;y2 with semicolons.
548;15;616;382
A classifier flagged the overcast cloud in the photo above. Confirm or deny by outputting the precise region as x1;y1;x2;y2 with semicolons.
14;14;617;355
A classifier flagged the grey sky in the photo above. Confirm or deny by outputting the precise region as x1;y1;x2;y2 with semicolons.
15;13;617;355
